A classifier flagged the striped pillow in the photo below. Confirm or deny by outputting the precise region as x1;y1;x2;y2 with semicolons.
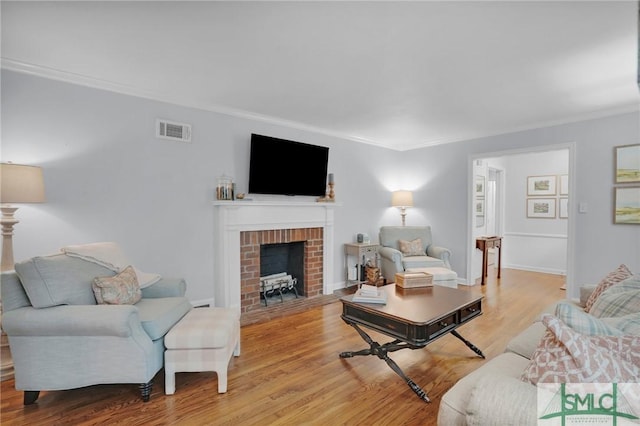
554;302;622;336
584;264;632;312
588;275;640;318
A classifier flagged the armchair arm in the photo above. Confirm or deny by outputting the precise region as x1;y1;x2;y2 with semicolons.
378;246;404;280
141;277;186;298
465;375;537;425
426;245;452;269
2;305;141;337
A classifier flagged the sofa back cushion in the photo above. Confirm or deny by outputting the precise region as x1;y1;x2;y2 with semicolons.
379;226;433;252
15;254;115;308
1;271;32;311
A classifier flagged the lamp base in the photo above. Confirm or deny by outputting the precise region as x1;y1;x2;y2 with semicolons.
0;205;18;381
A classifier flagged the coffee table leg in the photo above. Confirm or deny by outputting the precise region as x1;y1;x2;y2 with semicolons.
450;330;485;358
339;321;430;403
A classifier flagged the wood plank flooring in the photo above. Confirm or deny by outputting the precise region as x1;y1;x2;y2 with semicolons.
0;268;565;425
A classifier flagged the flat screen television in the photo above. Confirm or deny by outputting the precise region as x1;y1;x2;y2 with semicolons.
248;134;329;197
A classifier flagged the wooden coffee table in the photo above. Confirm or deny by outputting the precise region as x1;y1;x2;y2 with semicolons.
339;284;484;402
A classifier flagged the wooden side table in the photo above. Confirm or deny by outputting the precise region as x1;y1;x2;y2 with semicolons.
476;236;502;285
344;243;380;286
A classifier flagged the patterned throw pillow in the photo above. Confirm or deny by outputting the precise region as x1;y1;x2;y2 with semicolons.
554;302;622;336
584;264;632;312
398;238;424;256
521;314;640;385
588;275;640;319
92;265;141;305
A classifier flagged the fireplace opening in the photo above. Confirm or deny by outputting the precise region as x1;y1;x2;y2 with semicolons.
260;242;305;303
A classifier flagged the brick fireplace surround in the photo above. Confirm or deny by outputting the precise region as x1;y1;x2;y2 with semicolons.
240;228;323;312
213;201;337;314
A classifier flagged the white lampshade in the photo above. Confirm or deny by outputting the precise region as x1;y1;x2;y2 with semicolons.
0;163;45;204
391;190;413;208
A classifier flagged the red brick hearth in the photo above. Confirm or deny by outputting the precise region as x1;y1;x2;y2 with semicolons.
240;228;324;313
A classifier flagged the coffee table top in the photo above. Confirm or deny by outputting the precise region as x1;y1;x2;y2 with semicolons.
341;284;482;325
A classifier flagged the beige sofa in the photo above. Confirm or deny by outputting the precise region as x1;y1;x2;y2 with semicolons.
437;279;640;425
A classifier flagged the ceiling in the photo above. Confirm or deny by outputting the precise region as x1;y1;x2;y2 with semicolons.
2;1;638;151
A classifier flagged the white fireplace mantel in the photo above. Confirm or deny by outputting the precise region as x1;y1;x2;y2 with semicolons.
212;200;338;311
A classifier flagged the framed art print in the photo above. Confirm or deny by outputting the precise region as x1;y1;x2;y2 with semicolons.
527;175;557;196
614;186;640;224
475;175;485;197
559;174;569;195
559;197;569;219
527;198;556;219
615;144;640;184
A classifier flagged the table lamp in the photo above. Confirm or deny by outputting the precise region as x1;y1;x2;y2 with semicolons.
391;190;413;226
0;163;46;271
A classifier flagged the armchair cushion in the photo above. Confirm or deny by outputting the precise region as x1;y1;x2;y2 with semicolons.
15;254;114;308
399;238;424;256
92;265;142;305
403;256;445;270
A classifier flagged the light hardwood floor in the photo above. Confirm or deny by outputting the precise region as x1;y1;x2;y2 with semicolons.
0;268;565;425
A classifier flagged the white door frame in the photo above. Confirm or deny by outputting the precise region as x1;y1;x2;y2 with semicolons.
466;142;576;294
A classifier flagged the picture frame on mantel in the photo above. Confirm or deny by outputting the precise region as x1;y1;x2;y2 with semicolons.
527;198;556;219
527;175;557;196
614;186;640;225
615;144;640;184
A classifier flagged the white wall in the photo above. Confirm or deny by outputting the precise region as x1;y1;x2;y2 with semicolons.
3;70;639;302
502;150;568;274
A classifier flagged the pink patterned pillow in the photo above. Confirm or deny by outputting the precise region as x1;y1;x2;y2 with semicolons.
584;264;632;312
399;238;423;256
521;314;640;385
92;265;141;305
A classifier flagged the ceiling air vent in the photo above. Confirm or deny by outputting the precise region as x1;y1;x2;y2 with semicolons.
156;119;192;142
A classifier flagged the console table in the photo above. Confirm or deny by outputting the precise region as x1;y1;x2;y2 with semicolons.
476;236;502;285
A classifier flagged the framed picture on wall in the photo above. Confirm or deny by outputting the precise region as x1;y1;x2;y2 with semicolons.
614;186;640;224
560;174;569;195
527;198;556;218
559;197;569;219
615;144;640;184
475;175;485;197
527;175;557;196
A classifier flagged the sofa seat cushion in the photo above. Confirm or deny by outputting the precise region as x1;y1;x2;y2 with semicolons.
505;321;547;359
466;374;537;426
136;297;192;341
15;254;115;308
402;255;445;270
437;352;530;426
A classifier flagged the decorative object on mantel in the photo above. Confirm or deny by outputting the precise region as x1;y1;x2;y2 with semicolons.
391;190;413;226
216;174;234;200
0;162;46;382
317;173;335;202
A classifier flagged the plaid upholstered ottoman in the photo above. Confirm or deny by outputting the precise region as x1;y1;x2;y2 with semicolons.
164;307;241;394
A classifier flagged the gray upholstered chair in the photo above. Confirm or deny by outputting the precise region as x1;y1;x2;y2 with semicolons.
378;226;452;280
1;254;192;404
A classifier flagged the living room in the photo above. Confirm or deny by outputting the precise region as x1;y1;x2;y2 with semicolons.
1;1;640;424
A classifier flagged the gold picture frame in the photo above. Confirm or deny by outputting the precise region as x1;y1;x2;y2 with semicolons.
615;144;640;184
614;186;640;224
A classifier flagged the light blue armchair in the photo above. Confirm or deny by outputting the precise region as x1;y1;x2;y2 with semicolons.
378;226;452;280
1;254;192;404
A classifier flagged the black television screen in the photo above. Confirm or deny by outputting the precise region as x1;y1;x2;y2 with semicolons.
248;134;329;197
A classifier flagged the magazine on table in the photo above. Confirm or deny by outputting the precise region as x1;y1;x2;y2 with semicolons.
352;284;387;304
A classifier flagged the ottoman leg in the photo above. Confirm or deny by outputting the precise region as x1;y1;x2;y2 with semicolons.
165;357;176;395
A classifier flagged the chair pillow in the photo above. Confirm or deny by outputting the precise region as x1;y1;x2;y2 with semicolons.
584;264;632;312
15;254;113;308
588;275;640;318
398;238;424;256
521;314;640;385
92;265;142;305
602;313;640;336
